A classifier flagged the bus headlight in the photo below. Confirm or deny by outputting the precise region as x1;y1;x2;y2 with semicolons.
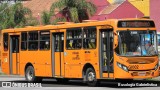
154;63;159;71
117;62;128;72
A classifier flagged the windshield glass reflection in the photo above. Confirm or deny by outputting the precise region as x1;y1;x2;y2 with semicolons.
116;31;158;56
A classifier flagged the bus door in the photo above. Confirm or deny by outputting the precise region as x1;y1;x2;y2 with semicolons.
52;33;64;77
100;30;113;78
10;35;20;75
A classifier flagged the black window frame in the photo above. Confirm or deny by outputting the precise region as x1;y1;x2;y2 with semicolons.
28;31;39;51
54;33;64;52
39;31;50;50
21;32;28;51
3;33;8;51
66;28;82;50
83;26;97;49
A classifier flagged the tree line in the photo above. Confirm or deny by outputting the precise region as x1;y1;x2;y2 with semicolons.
0;0;96;29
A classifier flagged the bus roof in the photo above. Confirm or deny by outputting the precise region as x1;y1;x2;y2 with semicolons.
1;18;154;33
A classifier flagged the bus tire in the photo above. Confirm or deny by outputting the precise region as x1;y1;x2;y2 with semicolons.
86;68;99;86
25;66;41;82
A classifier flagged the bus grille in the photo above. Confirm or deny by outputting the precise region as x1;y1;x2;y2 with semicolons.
131;72;150;76
128;65;139;70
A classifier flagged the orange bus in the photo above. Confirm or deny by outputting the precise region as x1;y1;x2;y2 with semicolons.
1;18;159;86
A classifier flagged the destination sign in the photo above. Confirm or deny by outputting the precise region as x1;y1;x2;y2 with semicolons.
118;21;155;28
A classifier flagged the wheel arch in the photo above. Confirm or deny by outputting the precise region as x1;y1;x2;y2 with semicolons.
82;63;95;77
24;62;34;73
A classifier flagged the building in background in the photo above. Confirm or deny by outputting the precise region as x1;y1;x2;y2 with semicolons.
129;0;149;17
107;0;125;4
88;0;110;20
150;0;160;53
23;0;144;22
108;0;149;17
107;0;114;4
90;0;144;20
23;0;58;17
150;0;160;32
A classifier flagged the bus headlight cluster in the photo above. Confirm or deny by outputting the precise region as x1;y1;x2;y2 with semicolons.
154;63;159;71
117;62;128;72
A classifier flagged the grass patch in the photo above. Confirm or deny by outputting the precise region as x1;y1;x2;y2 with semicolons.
0;73;6;75
0;68;5;75
150;77;160;81
0;71;5;75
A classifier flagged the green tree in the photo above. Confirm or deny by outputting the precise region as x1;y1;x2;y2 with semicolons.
25;17;39;26
50;0;96;23
41;11;51;25
12;3;32;27
51;17;67;25
0;3;16;29
0;2;32;29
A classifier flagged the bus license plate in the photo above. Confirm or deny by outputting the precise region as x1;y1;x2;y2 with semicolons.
138;72;146;76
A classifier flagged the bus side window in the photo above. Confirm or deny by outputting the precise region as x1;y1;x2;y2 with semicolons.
28;31;38;50
66;28;82;50
40;31;50;50
67;40;73;49
54;34;64;52
21;32;27;50
83;27;97;49
3;33;8;51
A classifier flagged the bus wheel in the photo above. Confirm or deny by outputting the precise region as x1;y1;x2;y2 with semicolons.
25;66;41;82
86;68;99;86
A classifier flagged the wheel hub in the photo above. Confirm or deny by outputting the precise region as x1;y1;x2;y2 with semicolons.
27;70;33;80
87;72;95;81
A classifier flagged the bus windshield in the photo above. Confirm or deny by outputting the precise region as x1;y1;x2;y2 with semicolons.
116;30;158;56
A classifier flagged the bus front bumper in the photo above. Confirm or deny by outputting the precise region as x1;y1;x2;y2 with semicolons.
115;69;159;79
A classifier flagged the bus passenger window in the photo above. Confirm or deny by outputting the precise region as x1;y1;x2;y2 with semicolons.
28;31;38;50
66;28;82;50
83;27;96;49
21;32;27;50
54;34;64;52
3;33;8;51
40;31;50;50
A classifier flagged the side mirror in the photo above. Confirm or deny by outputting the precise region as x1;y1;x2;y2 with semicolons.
114;32;118;49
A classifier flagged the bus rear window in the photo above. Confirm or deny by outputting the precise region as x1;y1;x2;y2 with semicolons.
3;33;8;51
